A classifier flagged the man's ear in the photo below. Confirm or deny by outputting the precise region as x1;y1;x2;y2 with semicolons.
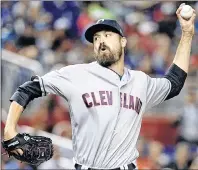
121;37;127;48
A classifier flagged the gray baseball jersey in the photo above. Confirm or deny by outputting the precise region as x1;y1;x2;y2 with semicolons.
35;61;171;168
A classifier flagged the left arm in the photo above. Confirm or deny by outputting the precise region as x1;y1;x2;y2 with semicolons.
145;5;196;109
164;4;196;100
173;4;196;73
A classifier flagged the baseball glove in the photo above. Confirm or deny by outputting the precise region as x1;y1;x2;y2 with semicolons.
2;133;53;166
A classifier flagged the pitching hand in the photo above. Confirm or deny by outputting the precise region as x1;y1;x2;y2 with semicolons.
176;3;196;36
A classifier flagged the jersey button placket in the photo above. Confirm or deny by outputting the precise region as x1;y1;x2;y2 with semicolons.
113;86;122;134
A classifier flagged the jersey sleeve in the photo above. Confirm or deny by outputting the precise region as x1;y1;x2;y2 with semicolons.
145;75;171;110
34;67;73;101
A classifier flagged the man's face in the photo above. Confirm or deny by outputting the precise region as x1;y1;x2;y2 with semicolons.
93;30;125;67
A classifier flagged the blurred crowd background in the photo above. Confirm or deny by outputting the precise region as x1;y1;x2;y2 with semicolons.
1;1;198;169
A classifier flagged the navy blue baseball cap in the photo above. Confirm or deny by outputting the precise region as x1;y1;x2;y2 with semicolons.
85;19;124;43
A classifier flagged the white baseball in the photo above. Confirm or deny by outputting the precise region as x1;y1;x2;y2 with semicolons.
180;5;193;19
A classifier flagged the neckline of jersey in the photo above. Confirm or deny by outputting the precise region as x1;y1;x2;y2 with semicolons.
94;61;130;82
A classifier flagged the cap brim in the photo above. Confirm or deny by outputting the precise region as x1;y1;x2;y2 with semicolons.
85;24;123;43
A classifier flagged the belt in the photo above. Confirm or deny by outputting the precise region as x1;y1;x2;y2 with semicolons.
75;163;136;170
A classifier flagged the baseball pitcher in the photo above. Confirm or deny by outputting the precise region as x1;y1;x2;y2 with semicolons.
2;4;196;170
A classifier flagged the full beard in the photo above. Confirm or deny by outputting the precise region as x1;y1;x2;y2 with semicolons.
95;47;122;67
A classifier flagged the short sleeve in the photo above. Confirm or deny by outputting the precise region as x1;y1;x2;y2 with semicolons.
146;75;171;110
34;67;73;101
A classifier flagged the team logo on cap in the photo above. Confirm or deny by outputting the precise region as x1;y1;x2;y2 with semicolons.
97;19;105;23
